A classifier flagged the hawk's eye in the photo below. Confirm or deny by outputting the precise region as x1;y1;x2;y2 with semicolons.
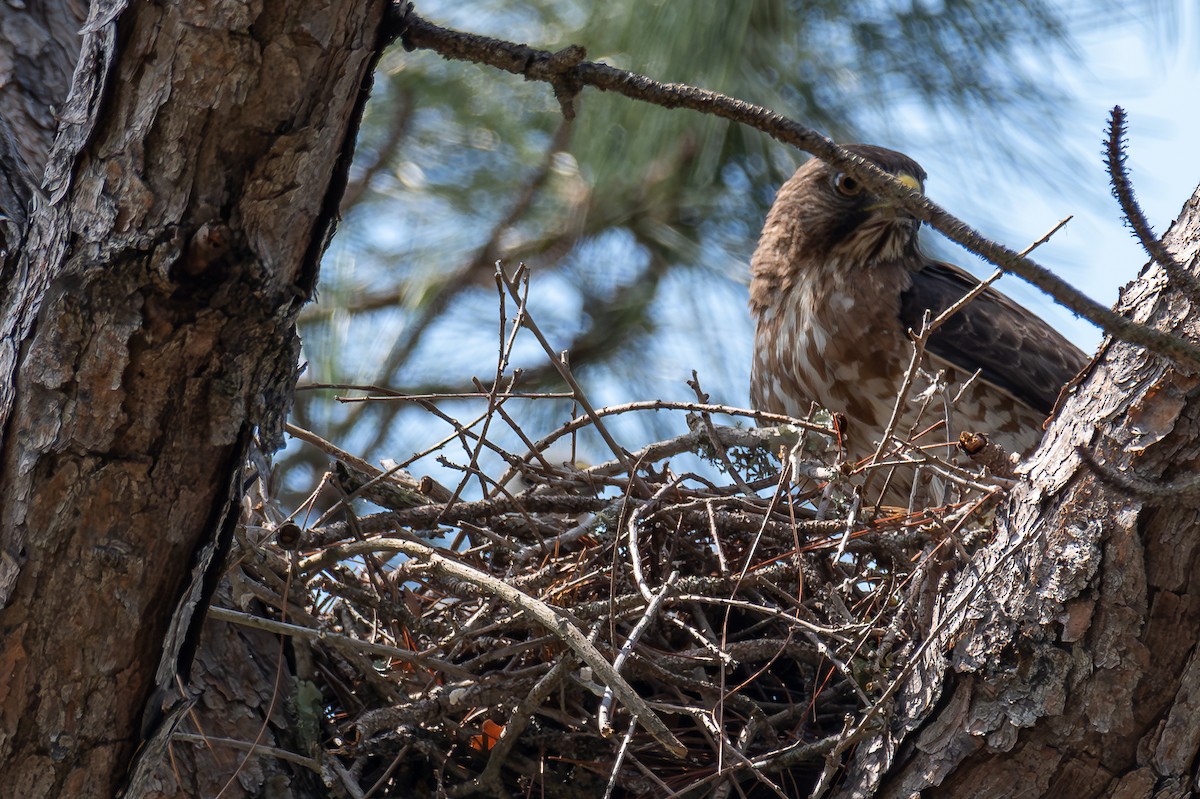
834;173;862;197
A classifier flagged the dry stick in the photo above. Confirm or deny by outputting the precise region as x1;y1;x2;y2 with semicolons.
808;519;1052;799
676;735;841;797
408;396;525;481
331;388;826;430
675;595;854;641
627;475;688;601
299;536;687;757
284;424;444;527
326;387;576;401
706;499;729;575
930;215;1074;336
207;606;472;679
172;733;321;773
361;745;412;799
499;264;651;495
891;446;1012;495
665;611;735;668
863;308;932;505
689;372;757;495
357;118;576;451
690;708;790;799
286;422;383;477
1104;106;1193;293
493;399;830;490
1075;444;1200;500
441;277;525;511
333;111;571;456
833;490;863;561
397;7;1200;368
306;494;612;546
212;557;297;799
450;653;580;797
511;504;613;563
603;717;640;799
484;375;562;496
329;760;368;799
597;570;679;734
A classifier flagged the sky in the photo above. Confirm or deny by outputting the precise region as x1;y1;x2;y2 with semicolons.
915;1;1200;352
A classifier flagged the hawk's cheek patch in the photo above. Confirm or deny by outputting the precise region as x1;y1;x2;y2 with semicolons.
825;210;872;250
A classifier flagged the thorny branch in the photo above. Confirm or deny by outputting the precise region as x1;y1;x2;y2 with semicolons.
1104;106;1194;295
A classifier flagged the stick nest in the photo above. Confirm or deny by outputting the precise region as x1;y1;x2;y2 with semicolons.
226;390;1002;798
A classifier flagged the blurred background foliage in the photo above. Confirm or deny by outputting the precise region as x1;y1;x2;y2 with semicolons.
283;0;1170;500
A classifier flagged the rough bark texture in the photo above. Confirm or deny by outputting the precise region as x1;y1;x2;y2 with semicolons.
0;0;84;171
849;188;1200;797
0;1;384;796
131;584;329;799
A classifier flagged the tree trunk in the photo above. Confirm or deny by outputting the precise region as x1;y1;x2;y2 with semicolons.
853;189;1200;797
0;1;384;796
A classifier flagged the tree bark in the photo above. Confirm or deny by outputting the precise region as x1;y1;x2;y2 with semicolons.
853;189;1200;797
0;1;384;796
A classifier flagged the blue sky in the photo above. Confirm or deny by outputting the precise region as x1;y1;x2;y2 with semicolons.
914;2;1199;352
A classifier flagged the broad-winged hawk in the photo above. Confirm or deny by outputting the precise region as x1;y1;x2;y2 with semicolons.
749;144;1086;501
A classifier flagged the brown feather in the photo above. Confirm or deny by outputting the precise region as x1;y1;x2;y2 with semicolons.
749;145;1086;502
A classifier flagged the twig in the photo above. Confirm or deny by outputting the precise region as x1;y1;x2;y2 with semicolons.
689;372;756;494
499;264;651;495
864;309;933;502
928;215;1073;336
172;733;321;773
627;475;687;601
598;570;679;733
603;717;640;799
1076;444;1200;500
439;276;525;511
450;652;579;797
864;215;1077;504
207;606;472;679
359;117;575;438
1104;106;1193;293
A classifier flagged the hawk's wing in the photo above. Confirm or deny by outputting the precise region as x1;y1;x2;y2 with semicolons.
898;260;1087;414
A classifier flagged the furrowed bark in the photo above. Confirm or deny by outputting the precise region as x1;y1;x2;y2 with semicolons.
0;1;385;795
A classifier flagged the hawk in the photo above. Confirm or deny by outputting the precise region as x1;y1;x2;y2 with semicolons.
748;144;1086;500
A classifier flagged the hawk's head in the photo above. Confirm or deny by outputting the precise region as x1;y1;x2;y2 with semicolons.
751;145;928;292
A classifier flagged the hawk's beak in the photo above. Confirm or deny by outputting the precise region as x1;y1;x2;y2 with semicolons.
895;172;922;193
865;172;923;217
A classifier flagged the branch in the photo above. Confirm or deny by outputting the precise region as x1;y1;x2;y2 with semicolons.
393;6;1200;368
1104;106;1193;293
